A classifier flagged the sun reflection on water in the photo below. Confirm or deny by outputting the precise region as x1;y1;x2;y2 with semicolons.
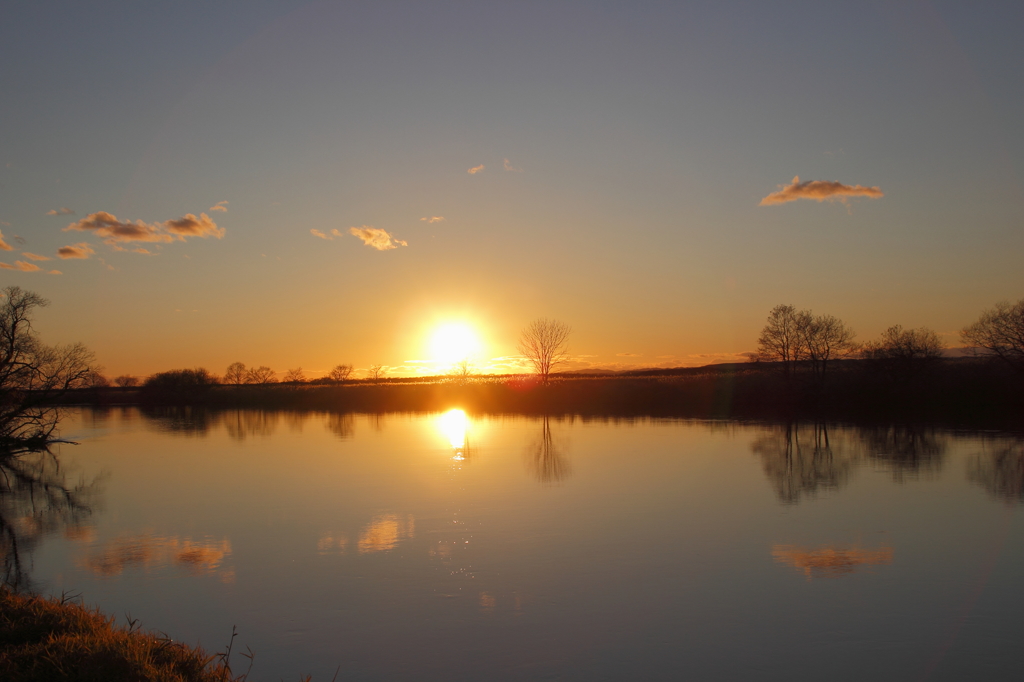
438;409;470;460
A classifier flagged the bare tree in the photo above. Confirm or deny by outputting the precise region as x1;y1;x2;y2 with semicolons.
245;366;276;384
367;365;386;382
0;287;95;445
757;305;810;377
327;364;353;382
114;374;138;388
85;370;109;388
961;298;1024;373
518;318;571;383
447;358;475;383
283;367;306;383
758;305;856;379
224;361;247;385
801;314;857;380
863;325;943;378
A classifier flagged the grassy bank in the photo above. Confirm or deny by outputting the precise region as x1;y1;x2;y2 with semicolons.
65;358;1024;428
0;588;248;682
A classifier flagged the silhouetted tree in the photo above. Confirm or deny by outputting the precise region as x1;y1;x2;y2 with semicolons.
862;325;943;379
327;364;353;382
757;305;808;377
447;358;475;384
114;374;138;388
0;287;95;445
367;365;386;382
245;366;276;384
143;368;218;392
518;318;571;383
283;367;306;383
757;305;856;380
962;298;1024;373
85;370;109;388
224;362;247;385
801;314;857;380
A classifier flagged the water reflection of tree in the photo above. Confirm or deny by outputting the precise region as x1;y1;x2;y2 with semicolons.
967;440;1024;503
140;406;220;437
0;447;99;590
526;416;571;483
224;410;279;441
751;423;857;504
859;426;946;482
326;413;355;440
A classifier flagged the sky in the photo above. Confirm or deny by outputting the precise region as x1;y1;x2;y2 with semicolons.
1;1;1022;379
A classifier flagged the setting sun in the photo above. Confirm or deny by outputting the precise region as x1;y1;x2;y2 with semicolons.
429;323;482;364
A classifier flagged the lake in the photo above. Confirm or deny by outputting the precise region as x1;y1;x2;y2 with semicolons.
9;408;1024;681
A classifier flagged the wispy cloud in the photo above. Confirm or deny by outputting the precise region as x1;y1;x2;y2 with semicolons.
420;216;445;224
349;226;407;251
0;220;10;227
209;200;229;212
759;176;884;206
616;352;642;357
503;158;523;172
310;228;347;240
46;207;75;216
0;231;11;251
0;260;41;272
21;252;50;261
467;164;485;175
48;270;62;275
65;211;224;245
57;243;95;259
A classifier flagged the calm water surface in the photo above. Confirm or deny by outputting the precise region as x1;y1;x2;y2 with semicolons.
14;408;1024;680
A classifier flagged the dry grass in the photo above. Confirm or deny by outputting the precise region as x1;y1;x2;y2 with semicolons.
0;588;249;682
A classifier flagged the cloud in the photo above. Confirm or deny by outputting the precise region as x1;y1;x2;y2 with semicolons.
164;213;225;238
348;226;407;251
46;207;75;216
21;252;50;261
310;228;348;240
209;200;229;212
0;260;41;272
616;352;642;357
0;220;11;227
759;176;884;206
48;270;62;275
503;158;523;172
420;216;445;223
57;243;96;259
0;231;11;251
467;164;485;175
65;211;224;244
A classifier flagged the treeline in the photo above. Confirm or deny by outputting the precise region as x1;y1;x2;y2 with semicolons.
63;356;1021;428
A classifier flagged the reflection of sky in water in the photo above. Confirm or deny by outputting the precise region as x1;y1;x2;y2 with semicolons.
21;410;1024;682
76;534;233;581
772;544;894;580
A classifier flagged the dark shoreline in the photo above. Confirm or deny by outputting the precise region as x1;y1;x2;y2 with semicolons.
61;358;1024;430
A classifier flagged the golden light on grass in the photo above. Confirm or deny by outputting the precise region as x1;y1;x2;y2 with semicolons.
429;322;482;364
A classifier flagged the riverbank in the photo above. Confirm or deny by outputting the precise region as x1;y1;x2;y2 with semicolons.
0;588;247;681
63;358;1024;428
